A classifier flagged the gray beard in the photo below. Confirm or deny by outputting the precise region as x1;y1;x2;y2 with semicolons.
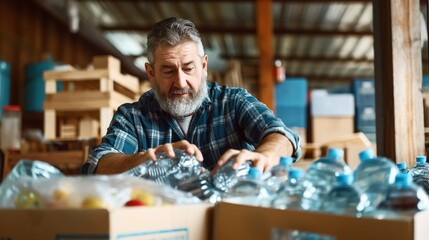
152;77;208;118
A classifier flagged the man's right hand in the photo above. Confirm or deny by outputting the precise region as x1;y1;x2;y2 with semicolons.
96;140;203;174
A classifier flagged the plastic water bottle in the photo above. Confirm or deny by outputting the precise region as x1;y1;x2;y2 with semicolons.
212;156;251;193
176;171;221;203
271;168;304;210
409;156;429;194
300;148;352;211
222;167;271;206
321;173;369;216
124;149;202;188
264;156;293;193
396;161;409;174
353;148;398;210
365;173;429;219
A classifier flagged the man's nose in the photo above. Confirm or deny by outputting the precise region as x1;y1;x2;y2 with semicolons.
173;70;188;88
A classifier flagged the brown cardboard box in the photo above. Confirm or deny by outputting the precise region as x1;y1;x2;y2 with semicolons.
311;116;354;143
213;202;429;240
0;203;212;240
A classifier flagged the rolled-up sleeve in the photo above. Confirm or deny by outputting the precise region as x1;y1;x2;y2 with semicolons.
80;103;139;174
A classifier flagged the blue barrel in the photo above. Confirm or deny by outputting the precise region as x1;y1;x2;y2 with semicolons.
24;59;56;112
0;60;10;120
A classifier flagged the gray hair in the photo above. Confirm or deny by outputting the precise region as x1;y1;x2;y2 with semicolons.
146;17;205;64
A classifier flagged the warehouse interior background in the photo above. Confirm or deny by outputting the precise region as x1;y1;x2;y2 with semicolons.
0;0;428;168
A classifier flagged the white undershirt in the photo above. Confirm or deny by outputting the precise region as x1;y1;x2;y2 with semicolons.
176;115;193;135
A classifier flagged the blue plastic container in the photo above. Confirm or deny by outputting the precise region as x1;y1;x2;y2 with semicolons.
0;60;10;120
24;59;56;112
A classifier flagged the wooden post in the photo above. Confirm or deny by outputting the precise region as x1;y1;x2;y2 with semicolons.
372;0;425;164
257;0;274;110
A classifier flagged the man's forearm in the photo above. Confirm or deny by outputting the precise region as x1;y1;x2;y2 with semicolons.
95;152;146;174
255;132;295;166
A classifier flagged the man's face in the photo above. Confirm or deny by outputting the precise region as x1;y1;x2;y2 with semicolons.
145;41;208;118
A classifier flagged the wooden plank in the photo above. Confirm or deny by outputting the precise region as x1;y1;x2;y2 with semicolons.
43;69;110;81
256;0;274;110
99;77;113;92
45;91;111;102
44;110;56;140
372;0;425;163
111;91;134;110
44;99;111;111
45;78;57;94
111;71;139;94
99;107;113;136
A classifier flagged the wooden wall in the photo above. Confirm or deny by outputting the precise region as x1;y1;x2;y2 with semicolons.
0;0;105;107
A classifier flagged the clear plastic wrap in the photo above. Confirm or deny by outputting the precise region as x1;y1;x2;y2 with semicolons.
0;160;201;209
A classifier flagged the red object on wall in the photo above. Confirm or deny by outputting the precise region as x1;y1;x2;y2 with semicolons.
273;60;285;83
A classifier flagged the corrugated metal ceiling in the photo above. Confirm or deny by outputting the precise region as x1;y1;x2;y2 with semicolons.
48;0;429;89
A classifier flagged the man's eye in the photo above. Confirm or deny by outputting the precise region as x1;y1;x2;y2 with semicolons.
163;70;174;75
184;67;194;72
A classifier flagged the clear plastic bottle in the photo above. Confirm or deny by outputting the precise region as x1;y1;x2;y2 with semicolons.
409;156;429;194
264;156;293;193
321;173;369;216
300;147;352;211
271;168;304;210
364;172;429;219
222;167;271;206
353;148;398;210
212;156;251;193
396;161;409;174
1;105;21;152
123;149;202;188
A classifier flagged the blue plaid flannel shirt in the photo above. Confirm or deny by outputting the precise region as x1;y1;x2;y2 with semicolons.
80;82;301;173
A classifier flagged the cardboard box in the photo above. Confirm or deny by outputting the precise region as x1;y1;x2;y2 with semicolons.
311;116;354;143
213;202;429;240
310;90;355;117
0;203;212;240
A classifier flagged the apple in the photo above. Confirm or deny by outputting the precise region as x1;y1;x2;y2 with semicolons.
124;199;145;207
15;191;40;209
81;196;106;209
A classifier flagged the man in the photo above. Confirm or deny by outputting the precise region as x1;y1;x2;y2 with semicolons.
80;17;301;175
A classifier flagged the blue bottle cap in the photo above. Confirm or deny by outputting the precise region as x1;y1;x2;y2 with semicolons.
288;168;304;180
248;167;262;179
358;148;375;161
327;148;344;160
416;156;427;165
396;161;407;170
336;173;353;185
279;156;293;166
395;172;412;188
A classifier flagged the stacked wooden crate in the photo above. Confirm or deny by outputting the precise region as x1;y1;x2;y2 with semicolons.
43;55;139;140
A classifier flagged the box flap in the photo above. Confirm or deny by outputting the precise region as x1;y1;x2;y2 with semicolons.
213;202;413;240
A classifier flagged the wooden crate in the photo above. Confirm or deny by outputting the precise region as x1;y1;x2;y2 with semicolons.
43;55;140;140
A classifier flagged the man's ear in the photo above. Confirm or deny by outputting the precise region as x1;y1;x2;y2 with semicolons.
145;63;154;82
202;55;208;77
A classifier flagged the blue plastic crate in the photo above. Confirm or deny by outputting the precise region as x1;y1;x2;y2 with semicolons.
275;78;308;107
355;106;376;132
423;75;429;88
276;105;307;128
353;79;375;107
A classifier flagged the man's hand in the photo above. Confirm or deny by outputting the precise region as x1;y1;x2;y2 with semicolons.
146;140;204;162
215;149;271;173
96;140;203;174
214;132;295;174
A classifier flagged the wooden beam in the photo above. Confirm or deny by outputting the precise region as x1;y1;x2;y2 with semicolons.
372;0;425;164
76;0;372;2
99;24;373;36
221;54;374;64
257;0;274;110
